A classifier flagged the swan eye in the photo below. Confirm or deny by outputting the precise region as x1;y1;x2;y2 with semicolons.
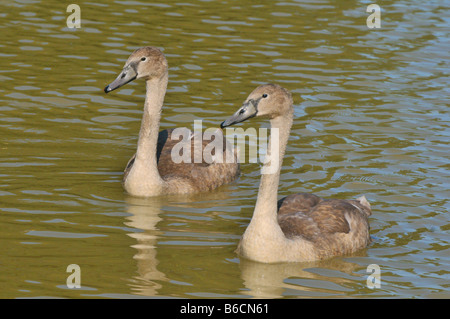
141;57;146;61
262;93;268;98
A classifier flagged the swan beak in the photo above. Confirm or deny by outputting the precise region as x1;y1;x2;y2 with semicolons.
104;64;138;93
221;100;258;128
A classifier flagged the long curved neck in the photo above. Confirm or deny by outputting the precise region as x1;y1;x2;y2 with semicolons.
134;72;169;183
252;110;293;224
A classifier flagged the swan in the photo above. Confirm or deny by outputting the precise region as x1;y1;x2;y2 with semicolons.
221;84;372;263
104;46;239;197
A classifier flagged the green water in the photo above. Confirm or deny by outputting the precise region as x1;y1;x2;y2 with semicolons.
0;0;448;298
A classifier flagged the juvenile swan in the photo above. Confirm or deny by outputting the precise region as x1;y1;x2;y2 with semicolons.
104;47;239;197
221;84;372;263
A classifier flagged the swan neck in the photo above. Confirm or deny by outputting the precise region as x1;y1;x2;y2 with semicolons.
135;72;169;181
253;111;293;221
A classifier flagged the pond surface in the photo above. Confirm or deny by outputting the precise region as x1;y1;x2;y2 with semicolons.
0;0;448;298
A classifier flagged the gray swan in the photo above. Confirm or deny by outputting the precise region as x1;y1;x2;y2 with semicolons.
221;84;372;263
104;47;239;197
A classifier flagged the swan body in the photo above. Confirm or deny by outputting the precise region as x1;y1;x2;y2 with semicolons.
105;47;239;197
221;84;372;263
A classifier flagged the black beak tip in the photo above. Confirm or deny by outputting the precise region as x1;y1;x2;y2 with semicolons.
220;121;227;129
104;85;111;93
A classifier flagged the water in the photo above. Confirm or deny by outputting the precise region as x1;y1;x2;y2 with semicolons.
0;0;448;298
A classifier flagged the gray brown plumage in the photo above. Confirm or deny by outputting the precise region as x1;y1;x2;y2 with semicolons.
124;128;240;194
277;193;371;259
221;84;373;263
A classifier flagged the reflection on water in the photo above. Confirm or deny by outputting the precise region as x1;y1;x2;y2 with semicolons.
239;258;366;298
123;196;167;297
0;0;448;298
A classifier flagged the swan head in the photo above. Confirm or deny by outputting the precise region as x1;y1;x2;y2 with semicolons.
221;84;293;128
104;46;168;93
